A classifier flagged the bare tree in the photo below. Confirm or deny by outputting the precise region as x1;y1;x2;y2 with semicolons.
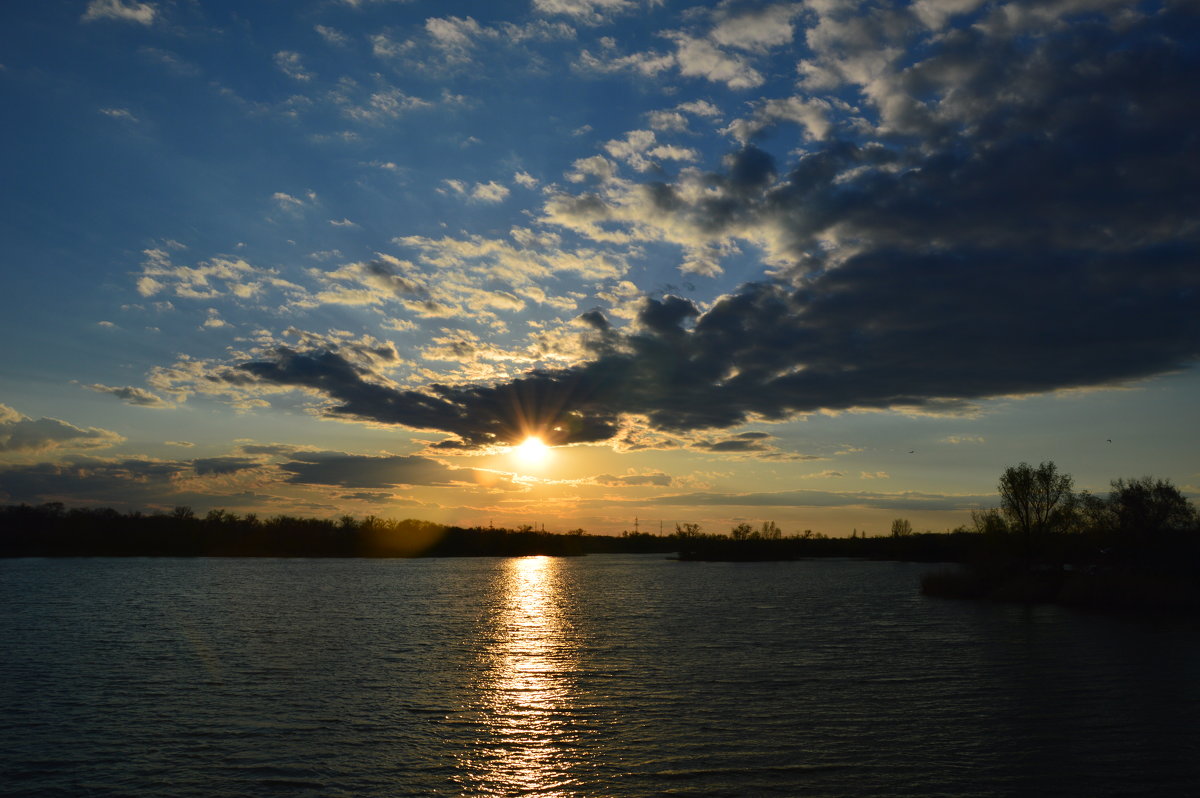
890;518;913;537
970;508;1008;536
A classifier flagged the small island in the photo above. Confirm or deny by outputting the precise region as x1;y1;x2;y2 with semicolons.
918;462;1200;612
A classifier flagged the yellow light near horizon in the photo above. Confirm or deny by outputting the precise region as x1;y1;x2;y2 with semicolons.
513;436;552;468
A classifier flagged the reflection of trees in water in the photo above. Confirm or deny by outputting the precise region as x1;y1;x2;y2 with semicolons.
459;556;582;797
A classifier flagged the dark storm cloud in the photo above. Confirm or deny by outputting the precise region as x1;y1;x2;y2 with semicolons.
216;5;1199;449
237;443;307;457
694;432;776;453
191;456;261;475
278;451;508;489
84;384;171;407
595;473;674;487
0;457;189;504
232;346;623;448
0;405;123;453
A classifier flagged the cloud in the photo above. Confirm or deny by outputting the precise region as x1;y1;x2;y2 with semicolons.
82;0;156;25
99;107;138;123
272;190;316;212
315;25;350;46
236;443;307;457
278;451;509;489
470;181;510;203
311;255;430;307
723;96;833;144
84;384;171;408
134;249;297;301
709;3;803;53
339;87;432;122
666;33;764;88
274;51;314;82
191;457;261;476
0;456;182;504
174;3;1198;455
436;179;510;203
426;16;484;61
219;219;1199;448
595;472;673;487
652;487;993;511
602;129;700;172
0;405;124;454
139;47;201;77
577;8;784;90
533;0;641;24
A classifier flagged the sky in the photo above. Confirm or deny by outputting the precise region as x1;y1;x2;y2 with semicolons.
1;0;1197;536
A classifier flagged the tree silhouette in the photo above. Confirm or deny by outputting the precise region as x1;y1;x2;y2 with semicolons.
1108;476;1197;555
998;461;1074;559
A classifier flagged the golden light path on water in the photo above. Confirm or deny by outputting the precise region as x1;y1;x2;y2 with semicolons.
462;556;582;796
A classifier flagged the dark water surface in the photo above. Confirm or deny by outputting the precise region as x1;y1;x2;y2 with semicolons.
1;555;1197;797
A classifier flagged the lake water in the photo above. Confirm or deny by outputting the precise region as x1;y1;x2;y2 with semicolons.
1;554;1197;797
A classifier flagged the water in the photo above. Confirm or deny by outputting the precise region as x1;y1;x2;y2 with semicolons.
1;555;1197;797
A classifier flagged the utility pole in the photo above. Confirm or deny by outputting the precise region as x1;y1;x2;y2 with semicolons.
634;516;639;534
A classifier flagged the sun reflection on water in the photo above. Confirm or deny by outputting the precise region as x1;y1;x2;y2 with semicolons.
462;556;581;796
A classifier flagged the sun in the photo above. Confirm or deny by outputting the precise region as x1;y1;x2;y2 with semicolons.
513;436;552;468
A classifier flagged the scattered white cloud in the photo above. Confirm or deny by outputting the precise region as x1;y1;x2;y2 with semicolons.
81;0;156;25
99;107;138;122
202;309;229;329
471;181;510;203
709;3;803;52
314;25;349;46
339;87;432;122
513;171;539;189
274;51;314;82
440;180;511;203
272;190;316;211
666;33;764;89
533;0;641;24
676;99;721;117
567;154;617;183
647;110;688;132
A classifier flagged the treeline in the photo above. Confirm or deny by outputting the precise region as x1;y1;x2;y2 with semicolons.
667;521;980;562
921;463;1200;611
0;503;984;561
0;505;595;558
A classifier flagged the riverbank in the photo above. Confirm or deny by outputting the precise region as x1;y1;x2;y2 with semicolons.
920;563;1200;612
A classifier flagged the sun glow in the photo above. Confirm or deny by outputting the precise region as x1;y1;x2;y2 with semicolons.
513;436;552;468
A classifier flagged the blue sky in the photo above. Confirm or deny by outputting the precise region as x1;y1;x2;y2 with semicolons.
1;0;1197;535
